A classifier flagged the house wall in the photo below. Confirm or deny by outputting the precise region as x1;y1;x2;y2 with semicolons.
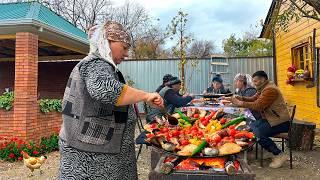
275;5;320;127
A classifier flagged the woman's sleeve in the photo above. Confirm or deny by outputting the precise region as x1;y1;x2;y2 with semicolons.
164;89;193;107
79;59;127;105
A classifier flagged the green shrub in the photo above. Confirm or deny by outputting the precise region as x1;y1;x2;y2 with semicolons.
0;92;14;111
39;99;62;113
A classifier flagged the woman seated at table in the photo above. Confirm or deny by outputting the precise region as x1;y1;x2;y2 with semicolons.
146;77;194;122
223;73;262;120
234;73;256;97
203;74;231;94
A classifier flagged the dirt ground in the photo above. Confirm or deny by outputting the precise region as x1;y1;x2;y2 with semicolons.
1;129;320;180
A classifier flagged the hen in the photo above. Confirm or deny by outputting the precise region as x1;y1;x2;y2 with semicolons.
21;151;47;176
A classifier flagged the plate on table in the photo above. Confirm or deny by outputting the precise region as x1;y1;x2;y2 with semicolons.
202;93;233;98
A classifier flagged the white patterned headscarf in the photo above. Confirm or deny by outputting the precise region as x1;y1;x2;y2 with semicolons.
88;21;131;70
234;73;254;89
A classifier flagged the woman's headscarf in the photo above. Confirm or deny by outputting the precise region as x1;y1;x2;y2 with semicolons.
88;21;131;70
234;73;254;89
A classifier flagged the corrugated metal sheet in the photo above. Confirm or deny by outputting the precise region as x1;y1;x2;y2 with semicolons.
118;57;274;112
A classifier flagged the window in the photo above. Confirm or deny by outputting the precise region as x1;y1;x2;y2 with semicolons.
291;41;313;77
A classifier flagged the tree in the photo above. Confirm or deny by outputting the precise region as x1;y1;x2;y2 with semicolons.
222;25;273;57
167;10;193;93
133;26;168;59
187;39;216;58
277;0;320;31
42;0;111;31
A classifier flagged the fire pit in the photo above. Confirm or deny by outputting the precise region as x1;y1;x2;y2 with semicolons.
149;147;255;180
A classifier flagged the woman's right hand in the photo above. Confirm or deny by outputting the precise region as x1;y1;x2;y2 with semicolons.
146;93;164;108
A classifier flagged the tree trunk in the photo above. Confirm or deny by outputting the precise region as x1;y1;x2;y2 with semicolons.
290;120;316;151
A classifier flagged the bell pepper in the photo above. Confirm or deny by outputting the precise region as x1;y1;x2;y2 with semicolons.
191;140;207;156
206;120;222;134
189;138;202;145
221;116;246;129
177;110;191;124
205;110;216;121
234;131;254;139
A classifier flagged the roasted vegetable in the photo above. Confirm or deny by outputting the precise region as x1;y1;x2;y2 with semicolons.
221;116;246;129
191;140;207;156
234;131;254;139
177;110;191;124
202;147;219;156
199;109;207;118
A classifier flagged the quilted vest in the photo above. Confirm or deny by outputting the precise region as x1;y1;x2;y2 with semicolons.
59;55;128;154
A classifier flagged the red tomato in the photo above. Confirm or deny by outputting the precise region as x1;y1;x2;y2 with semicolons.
171;130;180;137
146;134;155;138
193;114;200;118
219;118;226;124
191;126;198;131
228;129;236;137
184;129;191;135
160;127;169;133
202;119;210;126
213;135;222;143
197;131;204;137
150;123;157;129
191;130;198;136
229;125;236;129
180;139;190;146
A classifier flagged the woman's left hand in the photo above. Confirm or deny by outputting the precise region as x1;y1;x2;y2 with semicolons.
146;93;164;108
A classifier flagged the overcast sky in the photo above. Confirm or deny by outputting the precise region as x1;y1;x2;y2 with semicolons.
112;0;273;52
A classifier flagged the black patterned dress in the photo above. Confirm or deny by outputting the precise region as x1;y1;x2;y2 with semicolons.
58;58;138;180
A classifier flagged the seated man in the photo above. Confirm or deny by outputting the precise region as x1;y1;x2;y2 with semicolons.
155;74;173;93
204;74;231;94
147;76;194;122
231;71;290;168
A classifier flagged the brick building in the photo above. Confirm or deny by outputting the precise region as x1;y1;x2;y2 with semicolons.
0;2;88;141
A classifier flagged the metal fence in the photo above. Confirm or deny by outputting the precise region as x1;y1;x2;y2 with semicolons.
118;56;274;112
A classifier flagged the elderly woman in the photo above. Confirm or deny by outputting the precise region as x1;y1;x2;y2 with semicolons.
58;21;163;179
147;76;194;122
203;74;231;94
234;73;256;97
233;73;262;120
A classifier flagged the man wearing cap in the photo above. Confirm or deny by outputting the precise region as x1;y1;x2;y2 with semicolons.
147;76;194;122
155;74;173;93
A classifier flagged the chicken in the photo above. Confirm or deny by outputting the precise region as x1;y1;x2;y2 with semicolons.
21;151;47;176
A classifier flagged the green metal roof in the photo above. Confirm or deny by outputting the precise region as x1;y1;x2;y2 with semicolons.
0;1;88;42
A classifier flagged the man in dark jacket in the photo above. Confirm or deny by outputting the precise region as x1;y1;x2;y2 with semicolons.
155;74;173;92
147;76;194;122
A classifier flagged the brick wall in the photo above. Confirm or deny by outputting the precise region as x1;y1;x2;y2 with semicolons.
0;109;62;142
0;109;13;137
